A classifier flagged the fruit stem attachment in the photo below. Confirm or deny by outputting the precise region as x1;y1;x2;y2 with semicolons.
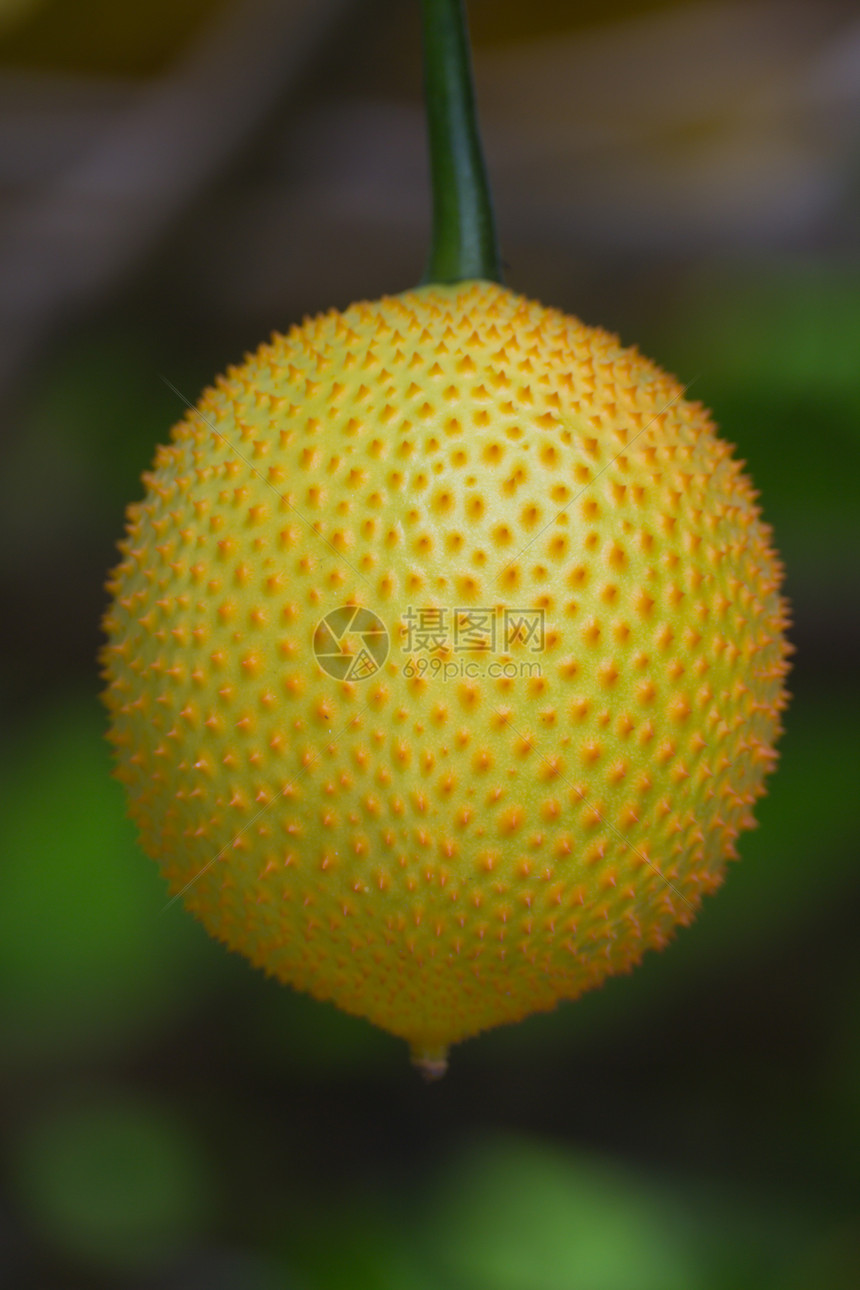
420;0;502;285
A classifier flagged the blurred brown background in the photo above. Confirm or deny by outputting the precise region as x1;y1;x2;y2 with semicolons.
1;2;859;1287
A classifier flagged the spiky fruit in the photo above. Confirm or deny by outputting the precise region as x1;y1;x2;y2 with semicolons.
102;281;790;1074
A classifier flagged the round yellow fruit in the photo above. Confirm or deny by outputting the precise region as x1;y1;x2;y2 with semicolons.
102;281;790;1074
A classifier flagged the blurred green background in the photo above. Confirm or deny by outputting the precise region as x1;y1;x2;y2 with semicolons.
1;0;859;1286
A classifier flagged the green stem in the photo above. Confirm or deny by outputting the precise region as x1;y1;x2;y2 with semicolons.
420;0;502;285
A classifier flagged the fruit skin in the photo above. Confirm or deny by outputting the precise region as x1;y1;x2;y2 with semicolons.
102;281;790;1071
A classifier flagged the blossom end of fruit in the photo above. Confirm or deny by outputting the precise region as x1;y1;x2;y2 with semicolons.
410;1043;450;1082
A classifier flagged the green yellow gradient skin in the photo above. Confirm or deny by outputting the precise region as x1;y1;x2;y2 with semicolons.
102;282;790;1071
